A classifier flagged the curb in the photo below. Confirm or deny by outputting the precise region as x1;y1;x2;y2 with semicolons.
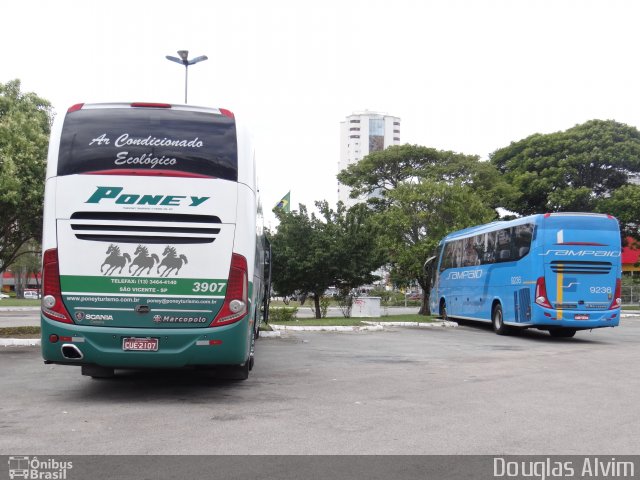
0;338;41;347
0;306;40;312
363;320;458;328
270;324;384;332
259;330;281;338
268;321;456;332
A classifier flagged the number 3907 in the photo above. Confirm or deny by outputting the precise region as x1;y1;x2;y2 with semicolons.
192;282;226;293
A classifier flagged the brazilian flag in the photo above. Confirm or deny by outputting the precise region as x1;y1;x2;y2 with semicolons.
274;191;290;213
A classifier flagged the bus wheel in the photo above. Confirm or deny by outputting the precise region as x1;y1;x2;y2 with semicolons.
236;360;250;380
549;328;576;338
81;365;114;379
439;300;448;321
223;361;250;381
492;304;509;335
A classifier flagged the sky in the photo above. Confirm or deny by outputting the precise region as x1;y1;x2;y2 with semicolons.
3;0;640;227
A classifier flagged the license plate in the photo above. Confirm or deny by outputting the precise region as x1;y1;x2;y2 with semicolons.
574;314;590;320
122;337;158;351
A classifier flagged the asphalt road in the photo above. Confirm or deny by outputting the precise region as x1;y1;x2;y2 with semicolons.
0;308;40;328
1;316;639;455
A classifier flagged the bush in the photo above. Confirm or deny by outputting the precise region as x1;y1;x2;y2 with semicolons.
336;292;354;318
368;288;422;307
269;306;298;323
319;296;330;318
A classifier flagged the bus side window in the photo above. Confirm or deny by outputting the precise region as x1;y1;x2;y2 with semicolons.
472;234;485;266
496;228;513;263
514;224;533;259
484;231;497;264
452;240;463;268
440;243;453;272
462;237;479;266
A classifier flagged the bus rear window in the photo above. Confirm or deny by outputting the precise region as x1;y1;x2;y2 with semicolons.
57;108;238;180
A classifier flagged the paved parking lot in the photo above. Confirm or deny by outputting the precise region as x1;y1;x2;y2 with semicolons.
1;317;639;455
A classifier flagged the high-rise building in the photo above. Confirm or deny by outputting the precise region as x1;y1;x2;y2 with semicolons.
338;111;401;208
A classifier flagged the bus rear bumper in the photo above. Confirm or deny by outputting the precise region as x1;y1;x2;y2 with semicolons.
40;316;251;369
528;307;620;330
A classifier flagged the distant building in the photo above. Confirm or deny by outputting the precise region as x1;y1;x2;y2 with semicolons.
623;237;640;276
338;111;401;208
1;270;41;293
628;172;640;186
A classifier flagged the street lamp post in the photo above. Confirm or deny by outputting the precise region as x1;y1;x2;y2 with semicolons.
165;50;208;104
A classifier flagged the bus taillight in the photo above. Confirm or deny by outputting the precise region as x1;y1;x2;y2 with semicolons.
535;276;553;309
211;253;248;326
609;278;622;309
42;249;73;323
67;103;84;113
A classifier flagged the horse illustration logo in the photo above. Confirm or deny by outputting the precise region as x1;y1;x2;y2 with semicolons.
129;245;160;276
158;246;189;277
101;244;131;276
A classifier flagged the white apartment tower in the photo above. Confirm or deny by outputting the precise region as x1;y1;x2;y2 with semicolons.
338;111;401;208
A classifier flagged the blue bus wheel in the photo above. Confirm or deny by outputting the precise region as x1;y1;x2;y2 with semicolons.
439;300;448;320
492;304;510;336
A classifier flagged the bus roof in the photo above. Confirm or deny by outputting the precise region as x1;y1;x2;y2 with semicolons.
441;213;617;242
67;102;235;118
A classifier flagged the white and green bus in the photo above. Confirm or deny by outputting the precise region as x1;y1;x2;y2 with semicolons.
41;102;270;379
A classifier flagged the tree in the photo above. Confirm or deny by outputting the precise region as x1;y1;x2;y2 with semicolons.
0;80;52;273
374;181;494;314
490;119;640;235
270;201;385;318
338;144;499;314
338;144;515;211
595;184;640;240
9;240;41;298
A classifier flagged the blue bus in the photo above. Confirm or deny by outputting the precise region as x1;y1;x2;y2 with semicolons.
427;213;622;337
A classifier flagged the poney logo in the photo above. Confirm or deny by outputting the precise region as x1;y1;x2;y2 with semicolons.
101;244;188;277
85;186;209;207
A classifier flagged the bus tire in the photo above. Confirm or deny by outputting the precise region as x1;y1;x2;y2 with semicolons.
224;359;250;381
81;364;114;379
492;304;509;335
439;299;448;321
549;328;577;338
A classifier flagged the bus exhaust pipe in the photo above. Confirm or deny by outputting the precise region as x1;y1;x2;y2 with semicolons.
61;344;84;360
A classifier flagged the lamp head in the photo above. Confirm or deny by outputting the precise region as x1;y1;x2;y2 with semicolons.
177;50;189;61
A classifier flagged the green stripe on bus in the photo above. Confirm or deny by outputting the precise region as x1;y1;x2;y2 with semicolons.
60;275;228;296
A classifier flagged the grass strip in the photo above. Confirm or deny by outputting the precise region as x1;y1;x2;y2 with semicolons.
373;314;435;323
0;299;41;307
268;318;367;327
0;326;41;338
266;313;434;327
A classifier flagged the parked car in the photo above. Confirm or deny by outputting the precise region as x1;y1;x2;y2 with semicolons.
23;290;41;300
0;292;9;299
